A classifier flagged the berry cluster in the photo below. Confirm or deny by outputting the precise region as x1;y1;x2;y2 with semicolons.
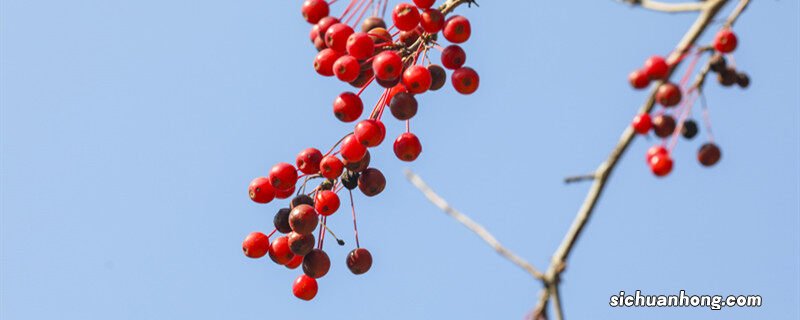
628;27;747;177
243;0;478;301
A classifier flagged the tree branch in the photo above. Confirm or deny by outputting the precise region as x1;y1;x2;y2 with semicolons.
622;0;706;13
404;169;545;280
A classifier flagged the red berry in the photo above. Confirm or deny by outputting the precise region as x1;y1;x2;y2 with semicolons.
346;32;375;60
713;28;737;53
354;119;386;147
643;55;669;80
274;185;295;199
269;163;298;191
385;84;407;106
389;92;418;120
698;143;722;167
441;45;466;70
655;82;682;107
631;113;652;135
301;0;329;24
242;231;270;258
628;69;650;89
419;9;444;33
314;190;340;216
268;236;295;265
285;254;304;269
333;92;363;122
296;148;323;175
413;0;436;9
451;67;479;94
372;51;403;81
288;231;316;256
314;48;344;77
393;132;422;161
315;16;340;39
325;23;354;52
649;154;673;177
443;15;471;43
302;249;331;278
346;248;373;275
319;155;344;180
646;145;668;163
292;274;318;301
289;204;319;234
248;177;275;204
333;55;361;82
392;3;420;32
358;167;386;197
402;65;432;94
343;150;370;172
340;135;367;162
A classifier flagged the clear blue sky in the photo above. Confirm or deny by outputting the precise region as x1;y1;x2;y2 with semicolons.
2;1;798;319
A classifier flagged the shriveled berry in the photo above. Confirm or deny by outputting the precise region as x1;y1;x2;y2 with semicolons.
628;69;650;89
718;68;737;87
354;119;386;147
649;154;673;177
319;155;344;180
655;82;682;107
652;114;676;138
390;92;418;120
402;65;432;94
296;148;323;175
420;9;445;33
314;190;340;216
269;162;298;191
325;23;355;52
268;236;295;265
631;113;652;135
373;51;403;81
274;208;292;233
340;135;367;162
643;55;669;80
289;204;319;234
413;0;436;8
333;92;363;122
346;248;373;275
292;274;318;301
301;0;329;24
249;177;275;204
709;54;727;73
428;64;446;90
443;15;471;43
452;67;479;94
681;119;699;139
358;168;386;197
341;170;360;190
393;132;422;161
441;45;466;70
361;16;387;32
242;231;270;258
333;55;361;82
736;72;750;88
698;143;721;167
713;28;737;53
285;254;304;269
314;48;344;77
319;179;334;191
346;32;375;60
302;249;331;278
343;150;370;172
291;195;315;209
288;231;316;256
392;3;420;31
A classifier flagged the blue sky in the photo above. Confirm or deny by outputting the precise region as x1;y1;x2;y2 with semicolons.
1;1;798;319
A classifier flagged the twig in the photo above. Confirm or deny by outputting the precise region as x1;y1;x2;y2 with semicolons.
549;283;564;320
404;169;545;280
621;0;706;13
563;174;596;184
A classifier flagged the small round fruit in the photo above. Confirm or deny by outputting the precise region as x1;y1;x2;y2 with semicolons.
393;132;422;161
441;45;466;70
346;32;375;60
402;65;432;94
292;274;318;301
646;145;668;163
709;54;727;73
248;177;275;204
655;82;682;107
340;135;367;162
681;119;699;139
274;208;292;234
373;51;403;81
288;231;316;256
314;48;344;76
285;254;304;269
268;236;294;265
443;15;471;43
420;9;444;33
296;148;323;175
242;232;270;258
301;0;329;24
343;150;370;172
628;69;650;89
392;3;420;31
333;92;363;122
452;67;479;94
354;119;386;147
717;68;738;87
649;154;673;177
652;114;677;138
643;55;669;80
413;0;436;9
289;204;319;234
631;113;652;135
341;170;360;190
325;23;355;52
389;92;418;120
358;168;386;197
303;249;331;278
698;143;721;167
736;72;750;88
368;27;393;44
319;155;344;180
713;28;737;53
361;16;387;32
274;186;295;199
333;55;361;82
314;190;340;216
428;64;446;90
269;163;298;191
315;16;340;39
346;248;373;275
291;195;315;209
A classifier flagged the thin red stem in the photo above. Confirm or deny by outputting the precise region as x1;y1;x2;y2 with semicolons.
349;190;361;248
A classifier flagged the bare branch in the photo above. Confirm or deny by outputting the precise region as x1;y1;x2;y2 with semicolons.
404;169;545;280
563;174;596;184
622;0;706;13
549;283;565;320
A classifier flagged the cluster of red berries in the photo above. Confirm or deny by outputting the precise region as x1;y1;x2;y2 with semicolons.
243;0;479;301
628;27;746;177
